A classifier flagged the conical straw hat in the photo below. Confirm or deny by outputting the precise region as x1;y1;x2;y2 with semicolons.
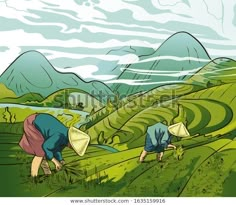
168;122;190;137
68;127;90;156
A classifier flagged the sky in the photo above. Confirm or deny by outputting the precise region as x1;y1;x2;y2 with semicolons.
0;0;236;81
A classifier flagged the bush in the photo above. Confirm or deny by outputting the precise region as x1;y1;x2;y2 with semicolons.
97;131;105;144
3;107;16;123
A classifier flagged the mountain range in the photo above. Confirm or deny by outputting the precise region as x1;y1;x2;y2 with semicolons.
0;51;113;102
0;31;219;101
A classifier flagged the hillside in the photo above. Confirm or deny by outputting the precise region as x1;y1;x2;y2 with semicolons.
1;71;236;197
0;83;16;99
1;123;236;197
86;83;203;148
0;51;113;102
111;32;211;95
85;81;236;150
0;92;44;104
1;34;236;197
188;58;236;86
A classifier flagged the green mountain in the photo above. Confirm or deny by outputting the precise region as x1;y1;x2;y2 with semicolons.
0;51;113;102
188;57;236;86
84;57;236;149
1;58;236;197
95;46;155;78
112;31;211;95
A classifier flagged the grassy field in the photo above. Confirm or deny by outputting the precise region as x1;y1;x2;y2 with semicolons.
1;81;236;196
1;58;236;196
188;58;236;85
83;81;236;151
1;131;236;197
0;94;235;197
86;83;201;145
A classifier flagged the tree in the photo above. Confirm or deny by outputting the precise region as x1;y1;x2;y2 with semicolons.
11;114;16;123
3;107;11;123
3;107;16;123
97;131;105;145
112;135;120;145
90;108;95;116
113;93;120;109
106;98;114;114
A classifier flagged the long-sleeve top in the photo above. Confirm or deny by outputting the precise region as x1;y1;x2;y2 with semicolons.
147;122;171;150
33;113;69;161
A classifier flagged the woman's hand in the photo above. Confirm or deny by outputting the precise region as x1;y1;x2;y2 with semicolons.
51;158;62;171
60;160;66;165
168;144;176;150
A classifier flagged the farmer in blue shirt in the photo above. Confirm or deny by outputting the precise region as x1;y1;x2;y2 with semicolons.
19;113;90;177
139;122;190;162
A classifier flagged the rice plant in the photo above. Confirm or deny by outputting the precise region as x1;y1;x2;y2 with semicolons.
173;146;184;161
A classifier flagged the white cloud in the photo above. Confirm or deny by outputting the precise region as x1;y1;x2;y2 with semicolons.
122;66;202;74
207;48;236;58
105;79;184;85
55;65;117;81
118;54;139;64
152;0;236;41
0;30;158;48
37;49;130;62
0;47;21;75
132;56;210;64
98;0;191;24
4;0;106;20
0;0;236;80
123;67;201;78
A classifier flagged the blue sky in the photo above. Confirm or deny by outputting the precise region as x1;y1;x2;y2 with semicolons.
0;0;236;81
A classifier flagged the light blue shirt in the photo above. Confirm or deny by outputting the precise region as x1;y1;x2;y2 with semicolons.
147;122;171;149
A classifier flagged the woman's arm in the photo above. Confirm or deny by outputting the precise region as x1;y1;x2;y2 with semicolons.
42;135;61;160
167;144;176;149
42;136;64;171
51;158;62;171
54;151;66;165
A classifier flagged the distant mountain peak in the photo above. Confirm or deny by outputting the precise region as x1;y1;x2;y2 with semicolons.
0;50;113;100
112;31;211;95
16;50;47;60
7;50;53;71
157;31;211;59
0;50;56;90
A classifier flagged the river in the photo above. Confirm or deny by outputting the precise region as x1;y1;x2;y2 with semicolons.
0;103;89;127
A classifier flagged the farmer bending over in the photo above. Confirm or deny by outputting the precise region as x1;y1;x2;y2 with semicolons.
139;122;190;162
19;113;90;177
